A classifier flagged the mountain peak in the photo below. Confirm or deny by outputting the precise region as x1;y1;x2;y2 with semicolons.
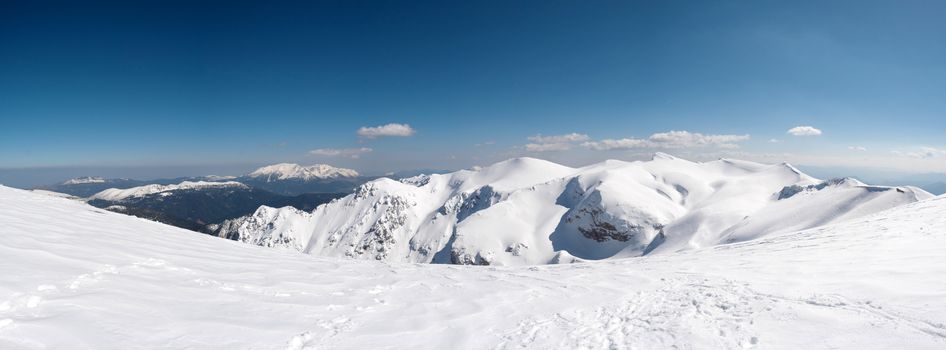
246;163;359;181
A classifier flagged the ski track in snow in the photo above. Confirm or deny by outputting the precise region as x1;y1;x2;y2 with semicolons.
1;186;946;349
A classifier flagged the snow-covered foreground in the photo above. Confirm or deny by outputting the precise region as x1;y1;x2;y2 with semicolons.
1;185;945;349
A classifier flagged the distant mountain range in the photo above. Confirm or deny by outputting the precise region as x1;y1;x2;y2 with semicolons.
31;163;452;237
236;163;372;195
88;184;343;234
39;175;239;198
246;163;360;181
796;165;946;195
40;163;372;197
34;163;375;235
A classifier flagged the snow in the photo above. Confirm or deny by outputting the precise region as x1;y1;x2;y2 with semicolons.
27;190;77;199
60;177;106;185
230;154;931;265
89;181;248;201
246;163;360;181
1;185;945;349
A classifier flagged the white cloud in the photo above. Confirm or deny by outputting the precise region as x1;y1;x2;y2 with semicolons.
522;132;590;152
920;146;946;158
649;130;749;146
893;146;946;159
356;123;416;139
525;143;572;152
848;146;867;151
787;126;822;136
581;130;750;151
769;138;781;143
527;133;590;144
581;138;650;150
309;147;373;159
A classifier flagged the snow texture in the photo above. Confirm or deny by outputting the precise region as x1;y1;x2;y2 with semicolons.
1;185;945;349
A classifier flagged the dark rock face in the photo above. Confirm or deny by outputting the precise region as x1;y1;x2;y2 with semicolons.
204;216;248;240
450;249;493;265
347;193;412;260
456;186;501;222
550;176;668;260
562;189;659;244
439;186;502;222
577;207;634;242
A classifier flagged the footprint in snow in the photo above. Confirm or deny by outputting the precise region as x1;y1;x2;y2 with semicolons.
25;296;42;308
286;331;316;350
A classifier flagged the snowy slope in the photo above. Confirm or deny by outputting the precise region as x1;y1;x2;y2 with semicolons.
28;190;78;199
246;163;359;182
229;154;931;265
89;181;248;201
1;185;945;349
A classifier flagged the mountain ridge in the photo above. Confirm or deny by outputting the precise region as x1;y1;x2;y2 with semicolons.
223;154;932;265
246;163;359;181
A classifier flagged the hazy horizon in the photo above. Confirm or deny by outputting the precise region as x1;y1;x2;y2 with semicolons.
3;154;945;192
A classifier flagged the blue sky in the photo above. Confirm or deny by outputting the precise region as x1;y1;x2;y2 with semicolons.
2;0;945;185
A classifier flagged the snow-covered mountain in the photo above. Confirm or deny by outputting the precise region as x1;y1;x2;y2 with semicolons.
41;177;152;197
85;180;344;233
3;183;946;349
90;181;248;201
61;176;107;185
226;154;931;265
246;163;360;182
41;164;365;199
40;176;239;198
236;163;368;196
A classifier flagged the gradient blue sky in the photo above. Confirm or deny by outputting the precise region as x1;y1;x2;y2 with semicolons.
2;0;945;185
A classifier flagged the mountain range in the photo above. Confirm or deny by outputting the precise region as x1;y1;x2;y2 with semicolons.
86;182;343;234
29;156;935;267
36;164;366;235
42;163;370;198
220;154;931;265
